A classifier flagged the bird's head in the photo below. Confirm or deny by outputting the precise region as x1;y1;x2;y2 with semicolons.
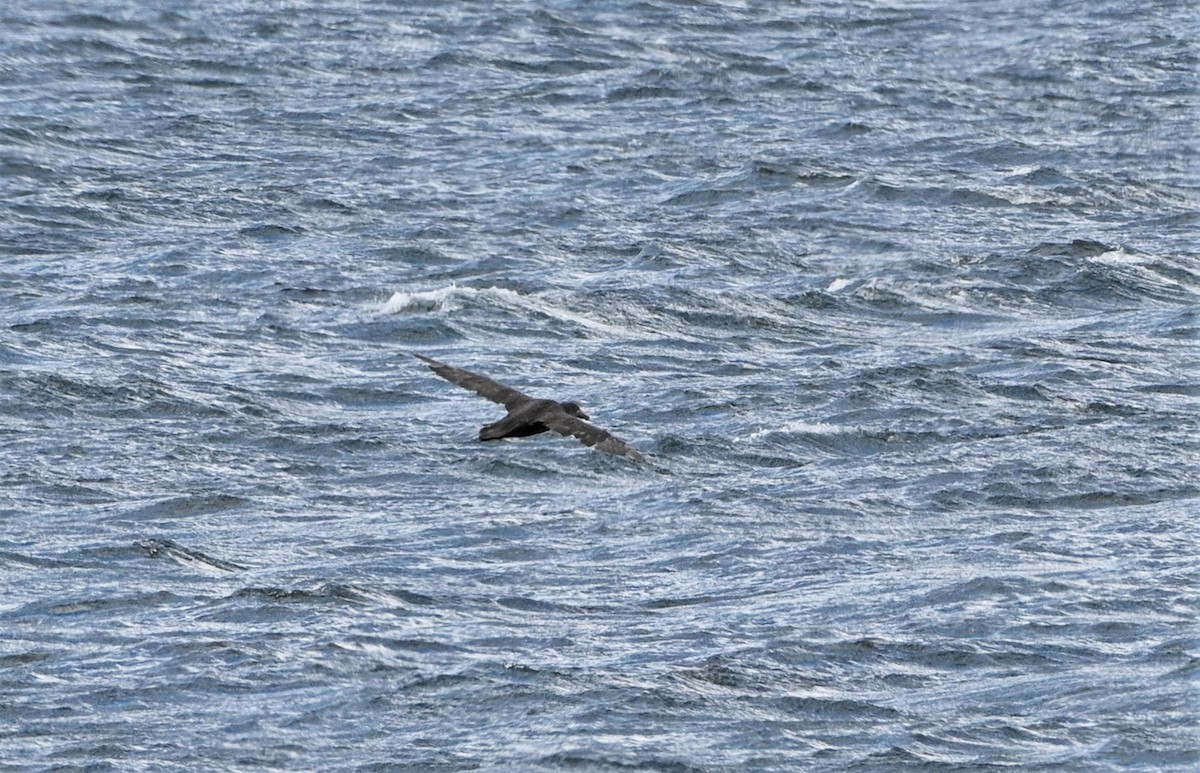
560;401;589;420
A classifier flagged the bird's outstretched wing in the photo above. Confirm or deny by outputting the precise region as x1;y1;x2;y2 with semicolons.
540;411;645;461
414;354;532;410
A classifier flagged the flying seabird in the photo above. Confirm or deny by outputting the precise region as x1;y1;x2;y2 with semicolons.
414;353;644;460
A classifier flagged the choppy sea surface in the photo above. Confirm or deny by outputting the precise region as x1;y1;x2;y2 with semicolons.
2;1;1198;770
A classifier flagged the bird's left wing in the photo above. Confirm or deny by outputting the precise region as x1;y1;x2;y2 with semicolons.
540;411;645;461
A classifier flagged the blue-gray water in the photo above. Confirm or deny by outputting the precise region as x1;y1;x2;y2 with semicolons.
2;1;1197;770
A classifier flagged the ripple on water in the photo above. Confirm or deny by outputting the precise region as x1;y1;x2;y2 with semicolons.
1;1;1196;771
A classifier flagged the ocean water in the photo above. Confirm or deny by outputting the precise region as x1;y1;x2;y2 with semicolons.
1;1;1197;770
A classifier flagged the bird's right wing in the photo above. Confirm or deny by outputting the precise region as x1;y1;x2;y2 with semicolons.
414;354;532;410
540;411;645;461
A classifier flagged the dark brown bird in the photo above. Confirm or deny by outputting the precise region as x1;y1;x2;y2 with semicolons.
414;354;644;460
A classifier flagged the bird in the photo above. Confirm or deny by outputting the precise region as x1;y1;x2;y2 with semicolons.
414;353;644;460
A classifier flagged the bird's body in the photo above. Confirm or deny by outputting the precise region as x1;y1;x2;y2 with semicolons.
478;397;580;440
414;354;643;460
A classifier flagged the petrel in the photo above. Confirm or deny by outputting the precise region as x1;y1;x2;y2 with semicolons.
414;354;644;460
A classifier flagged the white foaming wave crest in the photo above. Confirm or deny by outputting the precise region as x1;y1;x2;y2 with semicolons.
379;284;523;314
1091;247;1144;266
379;283;631;337
743;420;843;442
